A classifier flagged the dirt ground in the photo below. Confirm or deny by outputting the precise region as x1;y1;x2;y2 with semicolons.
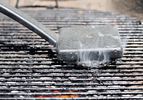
6;0;143;20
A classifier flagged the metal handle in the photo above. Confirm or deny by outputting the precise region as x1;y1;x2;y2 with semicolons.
0;1;58;47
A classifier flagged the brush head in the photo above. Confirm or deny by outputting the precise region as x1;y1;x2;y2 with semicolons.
58;25;122;65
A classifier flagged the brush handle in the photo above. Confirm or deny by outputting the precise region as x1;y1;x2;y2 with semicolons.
0;1;58;47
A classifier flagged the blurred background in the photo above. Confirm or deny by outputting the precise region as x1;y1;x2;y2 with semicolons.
4;0;143;20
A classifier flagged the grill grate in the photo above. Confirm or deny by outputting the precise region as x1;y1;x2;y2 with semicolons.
0;8;143;99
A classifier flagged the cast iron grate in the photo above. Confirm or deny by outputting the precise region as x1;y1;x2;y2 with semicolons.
0;8;143;99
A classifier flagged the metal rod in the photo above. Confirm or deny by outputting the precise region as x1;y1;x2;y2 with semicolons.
55;0;59;8
15;0;19;8
0;1;58;47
